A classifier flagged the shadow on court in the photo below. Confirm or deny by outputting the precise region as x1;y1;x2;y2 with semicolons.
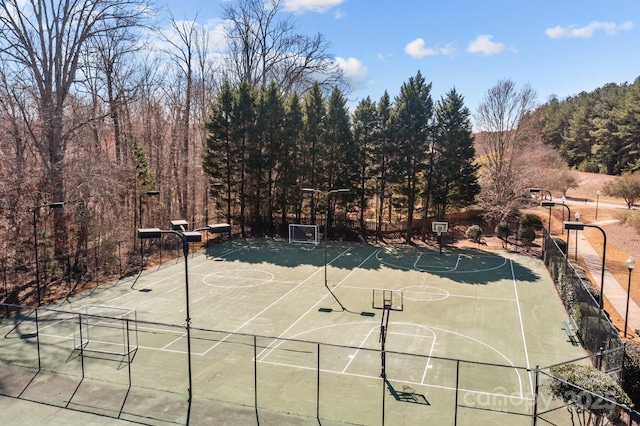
385;379;430;405
204;239;543;285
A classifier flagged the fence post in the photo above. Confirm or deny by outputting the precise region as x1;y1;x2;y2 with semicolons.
532;366;539;425
254;335;259;423
317;343;320;422
454;359;460;425
35;308;41;370
117;241;122;278
597;347;604;370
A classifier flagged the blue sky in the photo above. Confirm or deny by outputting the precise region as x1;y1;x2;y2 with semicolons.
161;0;640;114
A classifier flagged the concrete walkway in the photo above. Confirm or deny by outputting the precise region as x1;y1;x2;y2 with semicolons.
572;220;640;335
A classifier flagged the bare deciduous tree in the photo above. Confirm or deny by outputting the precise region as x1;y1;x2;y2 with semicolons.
0;0;152;254
474;79;538;222
222;0;346;95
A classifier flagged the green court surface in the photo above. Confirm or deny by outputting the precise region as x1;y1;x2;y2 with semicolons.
0;240;586;425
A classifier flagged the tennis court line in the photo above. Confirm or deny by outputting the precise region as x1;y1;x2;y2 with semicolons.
509;259;534;397
256;359;534;404
254;248;380;361
200;246;355;357
341;325;378;374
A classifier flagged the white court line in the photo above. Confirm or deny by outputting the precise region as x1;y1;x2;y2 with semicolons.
510;259;534;397
377;251;508;274
161;332;187;350
341;326;378;374
255;248;380;361
257;359;534;403
202;246;356;356
376;327;437;384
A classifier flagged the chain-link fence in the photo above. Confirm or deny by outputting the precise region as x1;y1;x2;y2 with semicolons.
543;231;625;380
3;303;638;425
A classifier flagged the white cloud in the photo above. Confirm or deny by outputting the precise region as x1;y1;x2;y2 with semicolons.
284;0;344;13
439;43;456;56
405;38;438;58
545;21;635;39
335;56;368;88
466;35;505;55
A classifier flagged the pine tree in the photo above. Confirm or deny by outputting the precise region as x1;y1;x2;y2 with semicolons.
203;82;235;225
353;96;378;239
323;87;355;235
390;71;433;242
432;88;479;219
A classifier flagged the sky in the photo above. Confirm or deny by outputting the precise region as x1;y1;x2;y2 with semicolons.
160;0;640;119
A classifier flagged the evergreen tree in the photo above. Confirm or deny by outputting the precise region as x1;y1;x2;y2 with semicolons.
563;93;596;171
203;82;235;225
302;84;326;223
323;87;355;234
252;83;286;235
282;93;304;224
234;82;256;238
390;71;433;242
432;89;480;219
589;83;625;174
615;77;640;172
353;96;378;239
374;92;393;233
133;138;155;192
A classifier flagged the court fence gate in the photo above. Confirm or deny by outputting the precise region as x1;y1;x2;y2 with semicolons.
2;303;639;425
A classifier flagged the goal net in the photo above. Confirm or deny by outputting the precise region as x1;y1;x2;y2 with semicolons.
74;304;138;356
289;224;320;245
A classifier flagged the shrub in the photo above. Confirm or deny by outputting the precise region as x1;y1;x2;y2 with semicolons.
552;237;567;255
623;340;640;406
550;364;631;423
465;225;483;244
494;223;511;248
518;226;536;249
520;213;543;230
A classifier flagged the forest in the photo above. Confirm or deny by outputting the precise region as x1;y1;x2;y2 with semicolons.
542;78;640;175
0;0;637;305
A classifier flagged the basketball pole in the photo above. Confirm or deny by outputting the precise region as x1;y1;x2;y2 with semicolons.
302;188;350;312
379;303;391;378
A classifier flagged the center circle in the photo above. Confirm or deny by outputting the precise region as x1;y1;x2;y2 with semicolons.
401;286;449;302
203;269;275;288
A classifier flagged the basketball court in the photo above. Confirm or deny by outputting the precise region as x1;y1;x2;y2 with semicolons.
0;235;586;425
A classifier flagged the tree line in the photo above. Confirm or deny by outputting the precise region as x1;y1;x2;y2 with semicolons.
202;74;479;241
541;77;640;175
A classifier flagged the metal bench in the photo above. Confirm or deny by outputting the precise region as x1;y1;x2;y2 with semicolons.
562;320;577;345
569;315;580;340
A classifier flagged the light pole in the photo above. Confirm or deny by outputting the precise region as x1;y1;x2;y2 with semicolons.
573;212;580;260
529;187;552;201
541;201;571;240
139;191;160;268
595;190;601;220
625;256;636;338
563;219;607;311
138;223;210;425
33;202;64;306
301;188;350;310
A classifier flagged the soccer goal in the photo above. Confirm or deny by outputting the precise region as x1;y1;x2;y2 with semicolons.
74;304;138;356
288;224;320;245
